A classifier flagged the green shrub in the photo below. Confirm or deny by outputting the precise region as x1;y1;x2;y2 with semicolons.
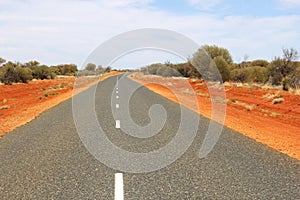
61;64;77;75
147;64;165;75
173;62;201;78
247;66;268;83
156;66;180;77
231;67;267;83
201;45;233;64
0;64;18;85
251;60;269;68
231;68;249;82
85;63;96;71
32;65;55;80
15;66;33;83
290;66;300;89
213;56;231;82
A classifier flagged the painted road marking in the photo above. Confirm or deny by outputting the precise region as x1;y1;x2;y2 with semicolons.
116;120;120;129
116;91;119;94
116;104;120;109
116;96;119;99
115;173;124;200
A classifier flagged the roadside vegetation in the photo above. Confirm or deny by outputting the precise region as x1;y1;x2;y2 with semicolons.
141;45;300;91
78;63;112;76
0;58;78;85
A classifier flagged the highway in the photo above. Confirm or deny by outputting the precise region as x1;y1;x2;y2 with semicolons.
0;74;299;199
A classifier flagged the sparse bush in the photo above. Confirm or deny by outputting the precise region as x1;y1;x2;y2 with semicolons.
0;64;18;85
32;65;55;80
251;60;269;68
61;64;77;76
231;68;249;82
15;66;33;83
213;56;231;82
85;63;96;72
202;45;233;64
192;48;215;80
267;48;299;90
290;66;300;89
147;63;165;75
174;62;201;78
96;65;105;75
247;66;268;83
156;66;180;77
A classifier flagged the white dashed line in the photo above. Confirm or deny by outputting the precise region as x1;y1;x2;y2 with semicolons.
114;173;124;200
116;91;119;94
116;120;120;129
116;104;120;109
116;96;119;99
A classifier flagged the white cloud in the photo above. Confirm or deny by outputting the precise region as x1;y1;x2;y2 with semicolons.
186;0;223;10
0;0;299;68
102;0;154;7
277;0;300;9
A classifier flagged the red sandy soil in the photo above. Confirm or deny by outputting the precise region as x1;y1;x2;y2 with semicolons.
0;71;121;136
130;73;300;160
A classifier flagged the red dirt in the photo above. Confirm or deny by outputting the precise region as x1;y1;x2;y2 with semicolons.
130;73;300;160
0;72;121;136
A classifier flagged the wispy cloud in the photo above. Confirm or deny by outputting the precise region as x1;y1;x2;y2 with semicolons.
186;0;223;10
0;0;299;67
277;0;300;9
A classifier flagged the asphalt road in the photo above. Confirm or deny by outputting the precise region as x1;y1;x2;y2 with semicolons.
0;73;299;199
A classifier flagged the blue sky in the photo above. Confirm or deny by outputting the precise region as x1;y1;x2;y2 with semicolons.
152;0;300;16
0;0;299;69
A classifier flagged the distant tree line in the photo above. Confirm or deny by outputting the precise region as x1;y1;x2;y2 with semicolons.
0;58;78;85
78;63;112;76
141;45;300;90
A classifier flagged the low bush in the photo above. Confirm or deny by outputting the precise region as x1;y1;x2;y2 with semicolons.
15;66;33;83
290;66;300;89
32;65;55;80
0;64;18;85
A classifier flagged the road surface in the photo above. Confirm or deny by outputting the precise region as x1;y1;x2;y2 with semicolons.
0;74;299;199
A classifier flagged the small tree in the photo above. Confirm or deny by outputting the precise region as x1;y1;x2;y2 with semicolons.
202;45;233;64
213;56;231;82
61;64;77;75
268;48;299;90
96;65;105;74
290;65;300;89
25;60;40;68
267;57;283;85
191;48;214;80
85;63;96;71
283;48;298;62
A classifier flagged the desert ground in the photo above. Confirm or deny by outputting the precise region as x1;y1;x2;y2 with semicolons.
130;73;300;160
0;72;120;136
